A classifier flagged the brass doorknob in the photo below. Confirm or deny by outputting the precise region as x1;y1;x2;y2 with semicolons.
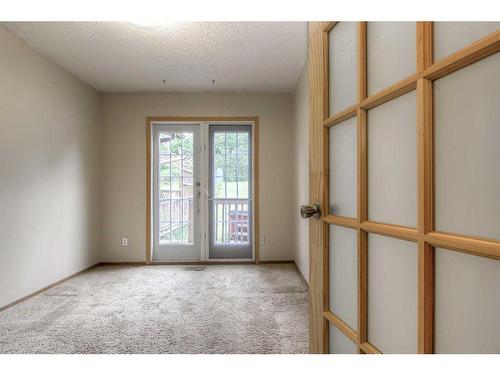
300;202;321;219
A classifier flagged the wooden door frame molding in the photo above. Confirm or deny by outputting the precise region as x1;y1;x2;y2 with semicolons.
146;116;260;265
308;22;329;353
309;22;500;354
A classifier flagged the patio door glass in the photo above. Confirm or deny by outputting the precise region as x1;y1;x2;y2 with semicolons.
208;125;253;259
153;124;201;261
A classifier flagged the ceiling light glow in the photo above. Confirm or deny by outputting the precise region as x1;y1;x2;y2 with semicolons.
128;19;176;28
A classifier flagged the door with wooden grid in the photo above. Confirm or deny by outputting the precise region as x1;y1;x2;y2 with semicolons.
308;21;500;354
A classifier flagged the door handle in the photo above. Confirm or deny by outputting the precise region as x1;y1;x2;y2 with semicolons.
300;202;321;219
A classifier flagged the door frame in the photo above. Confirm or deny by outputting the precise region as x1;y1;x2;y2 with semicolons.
146;116;260;264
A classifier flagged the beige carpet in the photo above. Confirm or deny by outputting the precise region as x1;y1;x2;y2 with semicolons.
0;264;309;354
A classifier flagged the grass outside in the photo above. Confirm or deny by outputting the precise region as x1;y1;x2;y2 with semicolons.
215;181;248;199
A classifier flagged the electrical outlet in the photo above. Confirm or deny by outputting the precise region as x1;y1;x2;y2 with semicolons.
121;237;128;247
259;236;265;246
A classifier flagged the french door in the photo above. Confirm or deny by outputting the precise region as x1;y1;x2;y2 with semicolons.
150;120;256;262
152;124;201;261
307;22;500;354
209;125;253;259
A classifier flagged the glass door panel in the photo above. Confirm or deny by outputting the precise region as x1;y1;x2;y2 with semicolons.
209;125;253;259
153;124;201;261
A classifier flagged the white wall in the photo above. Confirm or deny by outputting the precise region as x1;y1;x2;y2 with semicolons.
100;92;295;262
0;27;102;308
291;60;310;282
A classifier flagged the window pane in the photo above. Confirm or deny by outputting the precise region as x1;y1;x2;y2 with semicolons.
434;53;500;241
368;234;417;353
329;324;358;354
237;153;249;199
367;22;416;95
158;131;194;244
328;116;357;217
212;130;251;245
329;22;358;116
214;176;225;198
435;248;500;353
434;22;500;61
368;91;417;228
238;132;249;154
225;133;237;154
329;225;357;330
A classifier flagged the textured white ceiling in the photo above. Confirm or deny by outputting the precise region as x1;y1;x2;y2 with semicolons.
3;22;308;93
